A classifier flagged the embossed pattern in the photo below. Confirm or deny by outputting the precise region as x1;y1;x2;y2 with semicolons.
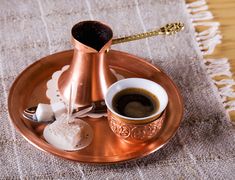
108;111;165;142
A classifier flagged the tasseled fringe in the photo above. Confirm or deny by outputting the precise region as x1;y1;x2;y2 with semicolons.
187;0;235;116
205;58;235;114
205;58;232;77
189;11;213;21
186;0;207;8
187;0;222;55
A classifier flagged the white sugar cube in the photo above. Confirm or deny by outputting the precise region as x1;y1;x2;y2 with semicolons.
35;103;54;122
51;102;67;119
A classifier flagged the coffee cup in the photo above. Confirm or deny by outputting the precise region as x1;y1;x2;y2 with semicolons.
105;78;168;143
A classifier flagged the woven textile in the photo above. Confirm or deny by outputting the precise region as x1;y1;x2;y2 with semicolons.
0;0;234;179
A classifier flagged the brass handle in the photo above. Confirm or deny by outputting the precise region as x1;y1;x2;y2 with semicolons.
112;22;184;45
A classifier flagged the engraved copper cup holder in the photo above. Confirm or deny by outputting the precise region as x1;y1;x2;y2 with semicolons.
108;110;166;144
58;21;117;111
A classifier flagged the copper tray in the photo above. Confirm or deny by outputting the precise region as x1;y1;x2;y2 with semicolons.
8;50;183;164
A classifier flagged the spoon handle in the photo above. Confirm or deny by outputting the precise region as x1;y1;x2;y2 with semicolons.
112;22;184;45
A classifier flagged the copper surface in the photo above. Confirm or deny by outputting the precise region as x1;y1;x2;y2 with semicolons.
108;110;166;144
8;50;183;163
58;21;117;108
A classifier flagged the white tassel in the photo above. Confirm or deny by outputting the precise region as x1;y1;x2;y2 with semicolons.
204;58;232;77
218;86;235;99
224;101;235;113
193;21;220;27
198;34;222;46
206;66;232;77
199;34;222;55
190;11;213;21
205;58;229;65
186;0;206;8
200;43;222;55
196;27;220;41
213;78;235;102
196;26;218;36
213;79;235;86
188;5;208;13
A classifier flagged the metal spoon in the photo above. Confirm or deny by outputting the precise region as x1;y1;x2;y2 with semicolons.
112;22;184;45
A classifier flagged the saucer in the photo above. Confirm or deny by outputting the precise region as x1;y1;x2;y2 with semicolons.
8;50;183;163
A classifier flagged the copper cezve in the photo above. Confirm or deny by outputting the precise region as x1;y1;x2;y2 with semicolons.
58;21;117;111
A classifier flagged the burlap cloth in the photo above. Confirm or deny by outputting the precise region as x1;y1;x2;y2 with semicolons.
0;0;234;179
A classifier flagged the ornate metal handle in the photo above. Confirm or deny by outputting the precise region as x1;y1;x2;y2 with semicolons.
112;22;184;45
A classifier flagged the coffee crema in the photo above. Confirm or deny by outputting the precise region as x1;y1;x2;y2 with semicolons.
112;88;159;118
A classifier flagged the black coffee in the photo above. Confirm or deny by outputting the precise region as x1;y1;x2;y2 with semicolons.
112;88;159;118
72;21;113;51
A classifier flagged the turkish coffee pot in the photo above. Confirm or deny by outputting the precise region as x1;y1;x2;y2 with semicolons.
58;21;116;111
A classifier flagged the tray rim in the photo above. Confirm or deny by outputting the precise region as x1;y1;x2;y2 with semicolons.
8;49;184;164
